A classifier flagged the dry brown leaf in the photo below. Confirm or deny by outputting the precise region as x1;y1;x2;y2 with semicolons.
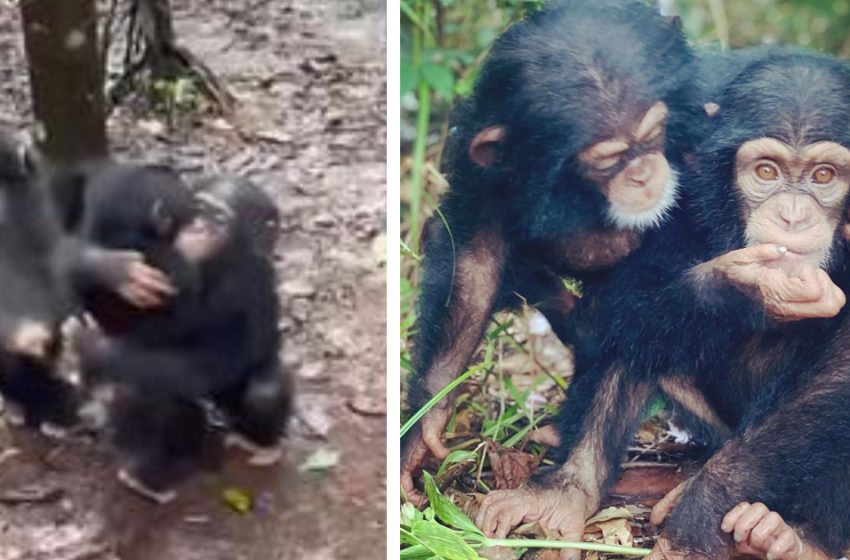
488;444;539;490
594;518;634;547
585;505;633;525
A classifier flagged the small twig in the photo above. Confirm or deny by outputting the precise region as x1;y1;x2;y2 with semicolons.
0;485;64;505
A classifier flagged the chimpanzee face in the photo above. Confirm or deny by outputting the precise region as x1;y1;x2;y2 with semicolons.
736;138;850;271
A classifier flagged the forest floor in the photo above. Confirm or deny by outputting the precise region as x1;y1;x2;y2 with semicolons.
400;305;705;559
0;0;386;559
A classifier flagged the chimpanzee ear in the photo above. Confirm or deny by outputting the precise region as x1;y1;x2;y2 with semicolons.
469;126;506;168
151;199;175;236
704;102;720;118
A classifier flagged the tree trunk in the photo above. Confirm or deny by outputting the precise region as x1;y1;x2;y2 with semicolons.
20;0;107;164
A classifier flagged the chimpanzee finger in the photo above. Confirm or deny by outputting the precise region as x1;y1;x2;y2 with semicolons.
733;502;770;543
736;244;788;265
120;285;160;309
476;492;505;535
420;410;451;459
766;528;800;560
556;520;587;560
130;262;176;295
650;481;688;526
777;274;823;303
844;222;850;243
721;502;752;533
749;511;784;551
493;505;526;539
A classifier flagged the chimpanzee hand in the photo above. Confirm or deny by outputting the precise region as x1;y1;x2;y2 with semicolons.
720;503;830;560
84;248;176;308
476;485;592;560
698;244;845;321
401;406;451;506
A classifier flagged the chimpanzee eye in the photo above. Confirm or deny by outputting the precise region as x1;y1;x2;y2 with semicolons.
593;156;621;171
811;166;836;185
755;162;780;181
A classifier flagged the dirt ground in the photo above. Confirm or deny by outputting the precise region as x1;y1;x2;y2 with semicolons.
0;0;386;558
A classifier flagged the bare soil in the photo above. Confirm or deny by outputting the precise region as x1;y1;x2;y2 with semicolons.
0;0;387;558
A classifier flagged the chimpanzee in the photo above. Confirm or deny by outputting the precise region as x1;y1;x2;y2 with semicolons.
400;0;711;502
67;165;291;502
476;51;850;560
0;137;174;432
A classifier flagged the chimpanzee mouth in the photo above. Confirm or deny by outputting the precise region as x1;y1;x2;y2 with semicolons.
607;166;680;231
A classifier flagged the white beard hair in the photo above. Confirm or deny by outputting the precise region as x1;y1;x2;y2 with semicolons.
606;166;680;231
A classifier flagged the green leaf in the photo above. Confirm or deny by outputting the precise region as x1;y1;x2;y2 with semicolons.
402;61;419;96
400;544;439;559
422;63;455;101
423;472;484;536
401;501;423;527
436;450;477;477
411;520;480;560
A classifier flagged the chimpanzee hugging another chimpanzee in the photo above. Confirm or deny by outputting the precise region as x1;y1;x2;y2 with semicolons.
402;1;850;559
0;137;292;504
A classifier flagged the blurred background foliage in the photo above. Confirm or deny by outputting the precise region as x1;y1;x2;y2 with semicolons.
400;0;850;255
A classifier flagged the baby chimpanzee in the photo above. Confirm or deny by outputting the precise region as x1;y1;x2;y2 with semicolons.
69;164;291;502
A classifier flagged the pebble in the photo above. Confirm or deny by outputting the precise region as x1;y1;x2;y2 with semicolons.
281;278;316;298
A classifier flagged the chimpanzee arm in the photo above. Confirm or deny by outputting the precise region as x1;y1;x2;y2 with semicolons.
475;360;655;557
402;219;507;501
53;236;175;309
656;350;850;559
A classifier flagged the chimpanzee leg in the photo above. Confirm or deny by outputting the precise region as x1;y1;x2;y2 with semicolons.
111;391;208;503
216;362;291;458
0;360;79;428
476;362;654;558
655;363;850;560
659;375;731;453
402;219;507;500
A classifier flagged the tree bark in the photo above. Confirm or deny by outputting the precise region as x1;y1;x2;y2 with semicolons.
20;0;108;164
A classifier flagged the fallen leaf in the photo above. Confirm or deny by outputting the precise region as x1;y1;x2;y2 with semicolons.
585;505;632;525
300;447;341;472
488;444;538;490
221;487;253;514
594;518;633;547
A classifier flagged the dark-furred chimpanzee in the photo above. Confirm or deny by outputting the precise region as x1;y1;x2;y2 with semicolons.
476;51;850;560
0;138;175;432
66;165;291;502
401;0;709;502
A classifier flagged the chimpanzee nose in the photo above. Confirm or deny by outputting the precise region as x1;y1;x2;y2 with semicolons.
625;157;651;187
779;199;814;230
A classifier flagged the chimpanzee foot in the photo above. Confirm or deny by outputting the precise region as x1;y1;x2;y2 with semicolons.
721;502;831;560
117;468;177;505
476;485;591;560
401;407;452;506
224;432;283;466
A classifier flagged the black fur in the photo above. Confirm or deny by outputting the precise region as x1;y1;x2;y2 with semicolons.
0;134;80;428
